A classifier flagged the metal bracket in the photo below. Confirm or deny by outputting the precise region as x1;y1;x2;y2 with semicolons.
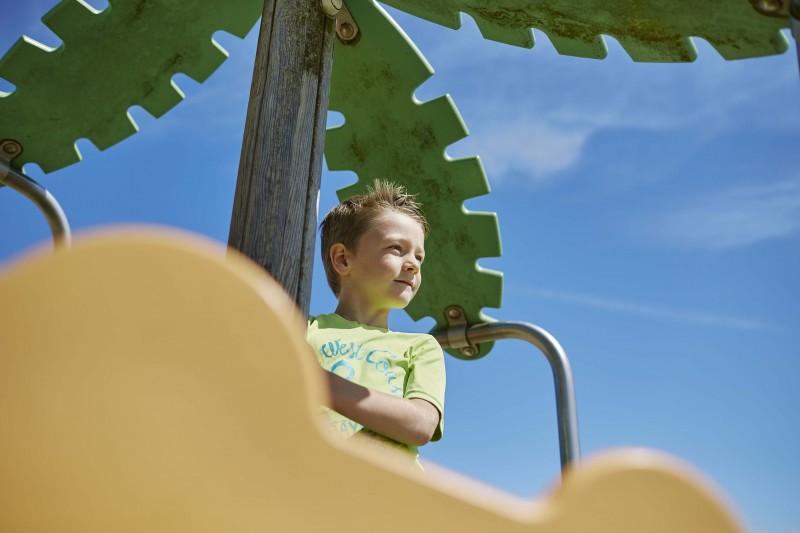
443;306;479;357
1;139;72;249
335;1;359;44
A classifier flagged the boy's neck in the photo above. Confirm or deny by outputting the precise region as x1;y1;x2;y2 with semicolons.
334;300;390;329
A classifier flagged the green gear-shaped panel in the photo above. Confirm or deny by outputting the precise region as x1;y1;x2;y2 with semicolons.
3;0;789;355
1;0;504;357
327;0;502;358
380;0;791;61
1;0;791;173
0;0;262;172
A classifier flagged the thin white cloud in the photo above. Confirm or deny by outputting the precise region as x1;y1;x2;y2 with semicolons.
651;179;800;250
451;122;588;185
522;286;774;331
397;12;799;188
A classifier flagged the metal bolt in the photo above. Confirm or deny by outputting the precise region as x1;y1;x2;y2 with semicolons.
1;140;22;157
320;0;342;17
461;346;478;357
756;0;783;13
339;22;355;39
446;306;462;319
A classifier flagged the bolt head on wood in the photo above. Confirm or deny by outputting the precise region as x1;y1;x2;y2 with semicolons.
321;0;342;17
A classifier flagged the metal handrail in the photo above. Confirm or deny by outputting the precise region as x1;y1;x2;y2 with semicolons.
434;320;581;474
0;158;71;249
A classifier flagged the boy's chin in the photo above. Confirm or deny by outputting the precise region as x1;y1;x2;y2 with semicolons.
386;288;415;307
387;295;413;309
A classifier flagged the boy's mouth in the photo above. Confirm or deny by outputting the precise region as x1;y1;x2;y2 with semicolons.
395;279;414;289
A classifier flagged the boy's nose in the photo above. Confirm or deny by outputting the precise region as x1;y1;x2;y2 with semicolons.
405;258;420;272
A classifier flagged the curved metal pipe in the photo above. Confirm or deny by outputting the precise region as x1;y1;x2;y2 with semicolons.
0;159;71;249
434;321;581;473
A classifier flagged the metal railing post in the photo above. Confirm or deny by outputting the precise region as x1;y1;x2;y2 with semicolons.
434;320;580;474
1;154;71;250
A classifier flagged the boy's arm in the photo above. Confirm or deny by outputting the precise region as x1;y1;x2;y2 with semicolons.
326;372;440;447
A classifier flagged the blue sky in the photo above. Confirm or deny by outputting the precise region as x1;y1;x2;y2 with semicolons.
2;2;799;531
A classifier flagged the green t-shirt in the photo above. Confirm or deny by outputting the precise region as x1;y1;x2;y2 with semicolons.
307;313;445;456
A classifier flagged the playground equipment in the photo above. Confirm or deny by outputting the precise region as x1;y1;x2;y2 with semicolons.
0;0;796;528
1;0;795;340
0;228;744;532
0;140;70;247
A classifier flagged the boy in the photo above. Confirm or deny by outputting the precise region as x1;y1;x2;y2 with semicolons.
307;181;445;459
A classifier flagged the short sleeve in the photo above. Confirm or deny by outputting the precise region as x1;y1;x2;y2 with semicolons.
404;335;446;441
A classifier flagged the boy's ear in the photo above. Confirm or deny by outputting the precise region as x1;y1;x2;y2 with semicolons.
329;243;350;276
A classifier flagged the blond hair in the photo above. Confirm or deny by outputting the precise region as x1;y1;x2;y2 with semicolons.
319;180;429;296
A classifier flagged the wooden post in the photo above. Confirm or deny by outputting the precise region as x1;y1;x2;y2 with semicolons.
228;0;335;317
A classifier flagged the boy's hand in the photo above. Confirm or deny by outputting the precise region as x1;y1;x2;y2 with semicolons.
325;372;440;447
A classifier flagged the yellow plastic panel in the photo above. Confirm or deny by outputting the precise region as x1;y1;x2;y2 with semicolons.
0;227;743;532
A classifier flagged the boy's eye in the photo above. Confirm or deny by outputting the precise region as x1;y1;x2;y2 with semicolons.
390;245;402;252
416;255;424;263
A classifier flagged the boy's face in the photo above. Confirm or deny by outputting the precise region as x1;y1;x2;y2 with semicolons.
340;211;426;312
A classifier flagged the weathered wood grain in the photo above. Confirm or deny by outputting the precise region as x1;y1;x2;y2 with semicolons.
229;0;336;316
